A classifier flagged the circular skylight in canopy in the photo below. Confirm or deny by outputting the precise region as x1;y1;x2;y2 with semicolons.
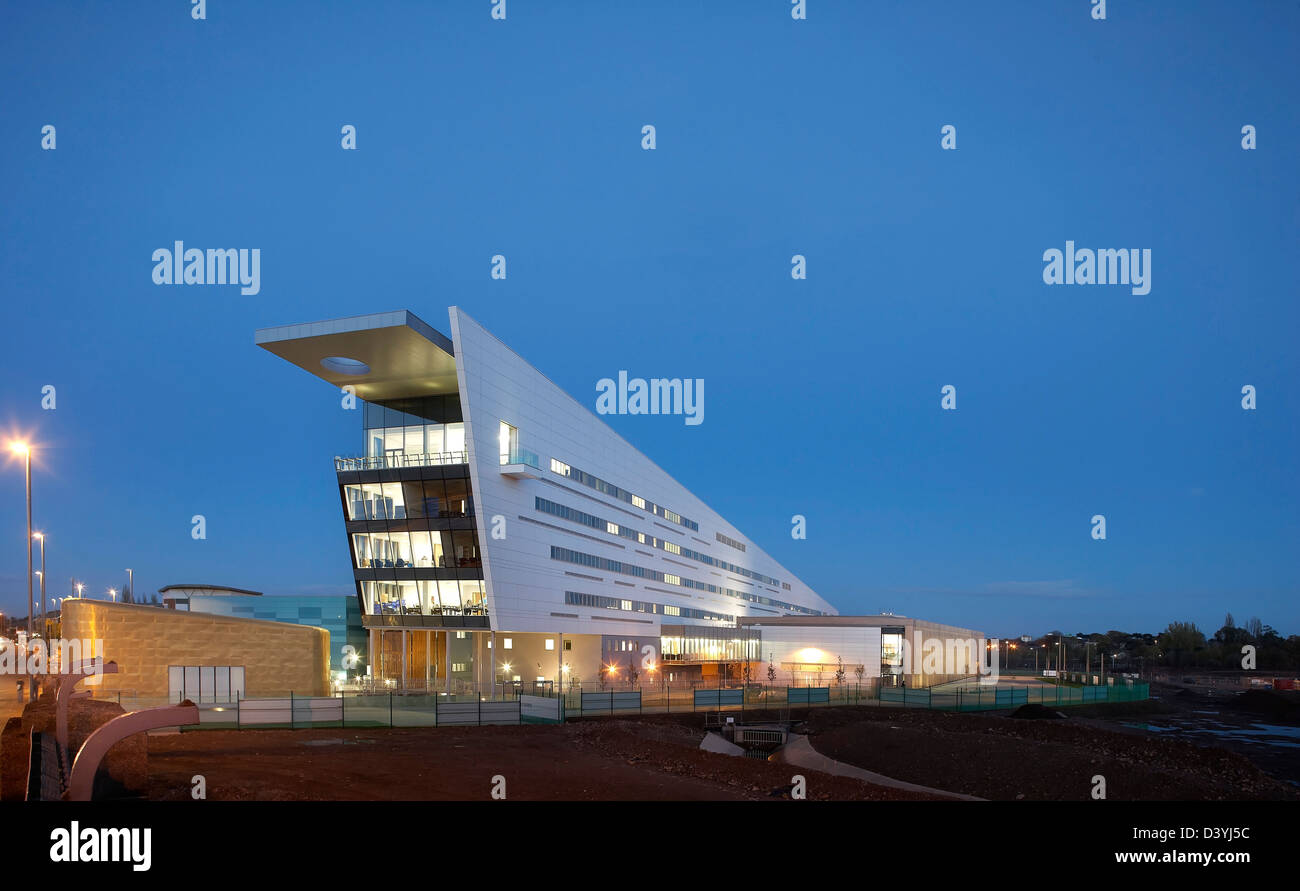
320;356;370;375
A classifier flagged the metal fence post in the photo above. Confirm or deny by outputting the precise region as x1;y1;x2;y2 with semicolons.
290;691;294;730
389;691;394;727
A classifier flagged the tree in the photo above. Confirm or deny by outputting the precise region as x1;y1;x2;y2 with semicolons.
626;657;639;689
766;652;776;684
834;655;846;687
1158;621;1206;668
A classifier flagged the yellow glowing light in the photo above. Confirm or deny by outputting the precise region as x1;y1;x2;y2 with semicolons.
8;441;29;456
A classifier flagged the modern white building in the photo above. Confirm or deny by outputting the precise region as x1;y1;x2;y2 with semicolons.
258;308;978;693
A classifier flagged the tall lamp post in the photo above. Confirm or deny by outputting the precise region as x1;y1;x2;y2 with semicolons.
9;442;33;701
125;568;133;605
34;532;45;635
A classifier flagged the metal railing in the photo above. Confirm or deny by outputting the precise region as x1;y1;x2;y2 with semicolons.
500;447;541;470
335;450;470;472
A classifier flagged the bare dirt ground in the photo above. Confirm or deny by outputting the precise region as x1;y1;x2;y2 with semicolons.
1067;684;1300;788
137;691;1300;802
782;703;1299;801
145;719;940;801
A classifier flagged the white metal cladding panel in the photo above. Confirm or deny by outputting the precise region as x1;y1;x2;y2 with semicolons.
520;695;563;722
449;307;835;637
755;626;883;679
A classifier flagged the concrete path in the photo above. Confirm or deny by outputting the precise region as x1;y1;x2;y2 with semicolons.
699;731;745;756
773;734;984;801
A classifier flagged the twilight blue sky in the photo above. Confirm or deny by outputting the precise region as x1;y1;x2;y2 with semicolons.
1;1;1297;638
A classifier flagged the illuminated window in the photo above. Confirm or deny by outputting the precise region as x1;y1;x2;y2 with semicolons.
550;458;571;475
498;421;518;464
632;495;646;509
545;639;555;651
503;638;513;650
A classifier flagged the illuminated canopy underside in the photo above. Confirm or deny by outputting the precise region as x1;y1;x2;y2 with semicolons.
255;310;458;401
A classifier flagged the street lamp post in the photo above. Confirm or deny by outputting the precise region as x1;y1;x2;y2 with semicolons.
126;568;133;605
34;532;46;634
109;588;117;603
10;442;33;702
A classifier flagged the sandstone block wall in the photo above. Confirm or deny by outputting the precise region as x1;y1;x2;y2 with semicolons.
60;600;329;698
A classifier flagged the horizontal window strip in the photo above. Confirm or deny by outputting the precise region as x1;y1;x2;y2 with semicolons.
537;496;797;597
715;531;746;552
517;514;624;548
565;591;733;624
550;545;821;616
548;458;698;531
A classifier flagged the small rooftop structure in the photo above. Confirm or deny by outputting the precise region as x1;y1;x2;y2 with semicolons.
158;584;264;609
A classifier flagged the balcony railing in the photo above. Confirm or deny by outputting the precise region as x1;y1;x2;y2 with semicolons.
369;602;489;618
499;447;541;470
335;450;470;472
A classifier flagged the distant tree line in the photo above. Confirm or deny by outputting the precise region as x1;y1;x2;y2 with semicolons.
1010;615;1300;674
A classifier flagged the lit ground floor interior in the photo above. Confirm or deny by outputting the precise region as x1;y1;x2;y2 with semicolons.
366;615;988;693
367;628;781;693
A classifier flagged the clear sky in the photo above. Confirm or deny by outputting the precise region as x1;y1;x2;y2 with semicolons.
1;1;1296;638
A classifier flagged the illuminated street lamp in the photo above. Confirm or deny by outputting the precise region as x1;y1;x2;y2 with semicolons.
9;441;33;702
34;532;46;631
108;587;118;603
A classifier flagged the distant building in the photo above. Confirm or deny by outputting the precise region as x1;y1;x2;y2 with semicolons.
158;585;366;679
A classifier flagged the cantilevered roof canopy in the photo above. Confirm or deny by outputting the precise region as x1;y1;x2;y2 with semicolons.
255;310;459;401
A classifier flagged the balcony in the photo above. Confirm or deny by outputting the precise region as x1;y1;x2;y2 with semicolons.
362;604;491;629
336;450;469;472
499;447;542;479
